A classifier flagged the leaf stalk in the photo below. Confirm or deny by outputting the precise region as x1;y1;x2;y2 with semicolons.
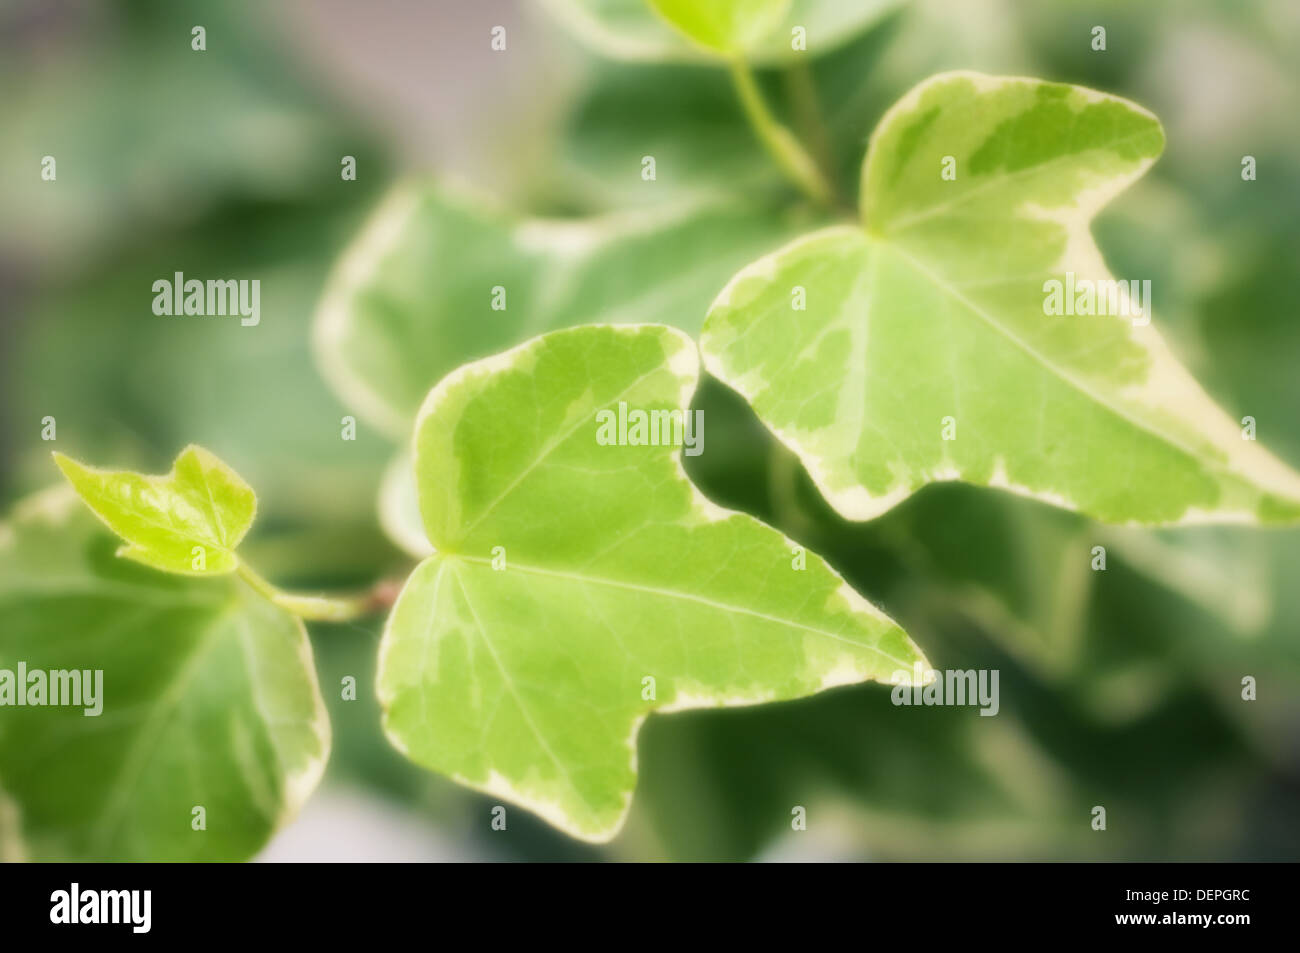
236;561;398;623
729;58;834;207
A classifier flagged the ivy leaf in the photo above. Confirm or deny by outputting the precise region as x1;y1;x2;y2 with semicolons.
314;183;800;437
377;324;926;841
701;72;1300;525
646;0;792;55
0;490;329;861
53;445;256;575
540;0;904;64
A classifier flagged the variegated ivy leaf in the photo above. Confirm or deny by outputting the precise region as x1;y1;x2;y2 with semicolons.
313;183;800;438
701;72;1300;525
378;324;925;841
0;489;329;861
540;0;904;64
53;445;255;575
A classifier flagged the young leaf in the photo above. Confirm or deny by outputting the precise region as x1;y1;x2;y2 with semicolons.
314;183;799;437
540;0;904;64
701;72;1300;525
53;445;255;575
377;324;926;841
0;490;329;861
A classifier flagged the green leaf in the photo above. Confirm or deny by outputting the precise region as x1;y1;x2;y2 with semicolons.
541;0;904;64
377;324;925;841
0;489;329;861
646;0;792;55
314;183;801;436
54;445;256;575
701;72;1300;524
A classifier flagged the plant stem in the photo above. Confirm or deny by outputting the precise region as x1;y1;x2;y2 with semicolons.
236;561;398;623
729;58;833;208
782;61;842;206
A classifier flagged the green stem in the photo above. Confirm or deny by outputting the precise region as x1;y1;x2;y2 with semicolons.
236;561;392;623
782;61;842;206
729;58;833;207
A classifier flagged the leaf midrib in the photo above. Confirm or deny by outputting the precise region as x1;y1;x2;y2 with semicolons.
881;238;1228;482
444;361;670;548
89;601;234;855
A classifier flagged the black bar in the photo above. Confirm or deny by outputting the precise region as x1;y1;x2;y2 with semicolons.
0;861;1275;940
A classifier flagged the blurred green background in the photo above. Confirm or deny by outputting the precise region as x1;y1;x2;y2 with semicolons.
2;0;1298;860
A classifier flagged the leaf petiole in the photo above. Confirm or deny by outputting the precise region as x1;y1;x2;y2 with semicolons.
235;560;395;623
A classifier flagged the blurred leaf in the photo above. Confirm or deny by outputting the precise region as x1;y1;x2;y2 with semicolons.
629;686;1056;860
0;0;364;270
1196;239;1300;468
2;200;392;537
0;489;329;861
54;446;255;576
378;325;924;841
646;0;791;56
314;183;805;436
541;0;904;64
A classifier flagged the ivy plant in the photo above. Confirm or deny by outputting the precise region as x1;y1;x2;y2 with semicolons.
7;0;1300;861
3;328;921;852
